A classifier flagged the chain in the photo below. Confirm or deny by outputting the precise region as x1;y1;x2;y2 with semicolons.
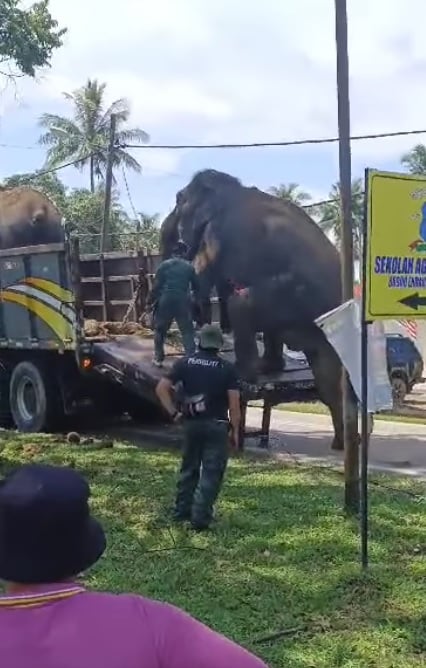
122;271;147;324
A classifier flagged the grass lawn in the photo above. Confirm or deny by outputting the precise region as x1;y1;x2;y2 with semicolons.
1;433;426;667
265;401;426;426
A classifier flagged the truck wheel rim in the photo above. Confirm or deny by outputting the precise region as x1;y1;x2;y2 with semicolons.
17;377;38;422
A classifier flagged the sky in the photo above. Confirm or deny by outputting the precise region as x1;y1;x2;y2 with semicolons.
1;0;426;220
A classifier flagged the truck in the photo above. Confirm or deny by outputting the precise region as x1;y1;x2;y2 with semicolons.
0;233;316;443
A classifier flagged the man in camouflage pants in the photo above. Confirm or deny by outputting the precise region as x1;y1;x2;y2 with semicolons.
149;241;198;367
155;324;241;531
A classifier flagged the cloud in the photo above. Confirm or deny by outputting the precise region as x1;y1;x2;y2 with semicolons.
2;0;426;213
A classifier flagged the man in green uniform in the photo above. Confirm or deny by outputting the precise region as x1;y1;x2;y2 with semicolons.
155;324;241;531
149;241;198;367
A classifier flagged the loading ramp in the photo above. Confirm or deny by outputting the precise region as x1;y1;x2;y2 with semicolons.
89;332;317;449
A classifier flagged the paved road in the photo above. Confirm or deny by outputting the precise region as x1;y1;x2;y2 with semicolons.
245;408;426;477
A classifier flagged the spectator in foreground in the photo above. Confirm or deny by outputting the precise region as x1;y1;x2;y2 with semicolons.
0;463;268;668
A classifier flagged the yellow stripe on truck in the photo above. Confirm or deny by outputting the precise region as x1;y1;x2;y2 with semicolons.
24;277;74;303
1;291;74;341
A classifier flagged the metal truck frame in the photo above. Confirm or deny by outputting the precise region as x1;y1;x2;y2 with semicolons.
0;233;317;444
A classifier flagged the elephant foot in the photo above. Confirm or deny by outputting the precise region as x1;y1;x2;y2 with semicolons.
331;436;344;451
259;357;284;375
330;432;361;452
235;360;260;384
259;355;285;374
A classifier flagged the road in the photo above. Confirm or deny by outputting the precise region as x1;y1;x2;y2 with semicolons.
245;408;426;477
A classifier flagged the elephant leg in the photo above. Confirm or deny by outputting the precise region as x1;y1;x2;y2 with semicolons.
228;293;259;382
217;281;232;333
199;298;212;325
195;269;215;326
304;334;359;452
261;330;285;374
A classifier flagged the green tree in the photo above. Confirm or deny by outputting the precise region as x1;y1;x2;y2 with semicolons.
401;144;426;174
314;179;364;261
64;186;131;253
268;182;312;205
137;213;160;250
0;0;66;80
38;78;149;193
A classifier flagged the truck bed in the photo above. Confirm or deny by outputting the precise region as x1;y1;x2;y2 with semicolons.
91;334;317;408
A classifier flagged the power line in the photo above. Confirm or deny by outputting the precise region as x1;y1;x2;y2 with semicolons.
0;142;39;150
2;126;426;154
119;127;426;150
2;153;96;182
303;197;334;209
121;166;139;220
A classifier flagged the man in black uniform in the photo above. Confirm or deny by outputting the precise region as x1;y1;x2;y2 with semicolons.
155;324;241;531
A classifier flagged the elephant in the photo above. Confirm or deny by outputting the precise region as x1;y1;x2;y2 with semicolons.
160;203;232;332
160;169;359;451
0;187;64;250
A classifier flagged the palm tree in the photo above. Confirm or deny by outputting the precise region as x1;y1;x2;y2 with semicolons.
315;179;364;261
38;79;149;192
401;144;426;174
137;213;161;250
268;182;312;206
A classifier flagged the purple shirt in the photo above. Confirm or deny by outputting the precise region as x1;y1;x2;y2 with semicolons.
0;584;268;668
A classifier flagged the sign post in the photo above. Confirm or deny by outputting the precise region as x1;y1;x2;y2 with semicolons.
362;168;426;567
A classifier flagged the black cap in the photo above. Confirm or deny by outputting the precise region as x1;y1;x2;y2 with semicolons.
0;464;106;584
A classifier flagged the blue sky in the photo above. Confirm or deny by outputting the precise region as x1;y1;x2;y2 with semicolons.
0;0;425;220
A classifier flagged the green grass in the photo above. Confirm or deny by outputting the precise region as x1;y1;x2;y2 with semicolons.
1;432;426;667
261;401;426;425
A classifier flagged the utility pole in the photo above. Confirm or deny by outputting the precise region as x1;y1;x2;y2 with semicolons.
334;0;359;514
101;113;117;253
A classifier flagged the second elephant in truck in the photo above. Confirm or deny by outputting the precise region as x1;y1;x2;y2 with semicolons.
0;187;64;250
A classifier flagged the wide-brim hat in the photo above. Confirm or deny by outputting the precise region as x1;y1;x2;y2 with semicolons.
0;464;106;584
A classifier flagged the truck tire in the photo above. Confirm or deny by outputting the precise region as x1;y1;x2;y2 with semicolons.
0;361;12;428
9;361;62;432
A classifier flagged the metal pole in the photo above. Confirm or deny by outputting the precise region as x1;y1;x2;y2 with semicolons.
101;113;117;253
334;0;359;514
360;169;370;569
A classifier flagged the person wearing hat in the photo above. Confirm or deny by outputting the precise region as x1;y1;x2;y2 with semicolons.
0;463;267;668
148;240;198;367
156;323;241;531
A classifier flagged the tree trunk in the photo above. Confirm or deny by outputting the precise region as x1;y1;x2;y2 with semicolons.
90;154;95;193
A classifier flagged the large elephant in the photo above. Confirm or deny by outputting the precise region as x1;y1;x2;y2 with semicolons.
0;187;64;250
160;169;359;451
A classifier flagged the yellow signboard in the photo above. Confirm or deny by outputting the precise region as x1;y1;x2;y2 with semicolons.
365;169;426;319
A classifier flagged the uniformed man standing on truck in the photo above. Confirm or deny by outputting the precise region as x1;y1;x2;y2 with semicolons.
149;241;198;367
155;324;241;531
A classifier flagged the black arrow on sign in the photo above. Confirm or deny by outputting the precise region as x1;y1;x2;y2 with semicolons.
398;293;426;310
